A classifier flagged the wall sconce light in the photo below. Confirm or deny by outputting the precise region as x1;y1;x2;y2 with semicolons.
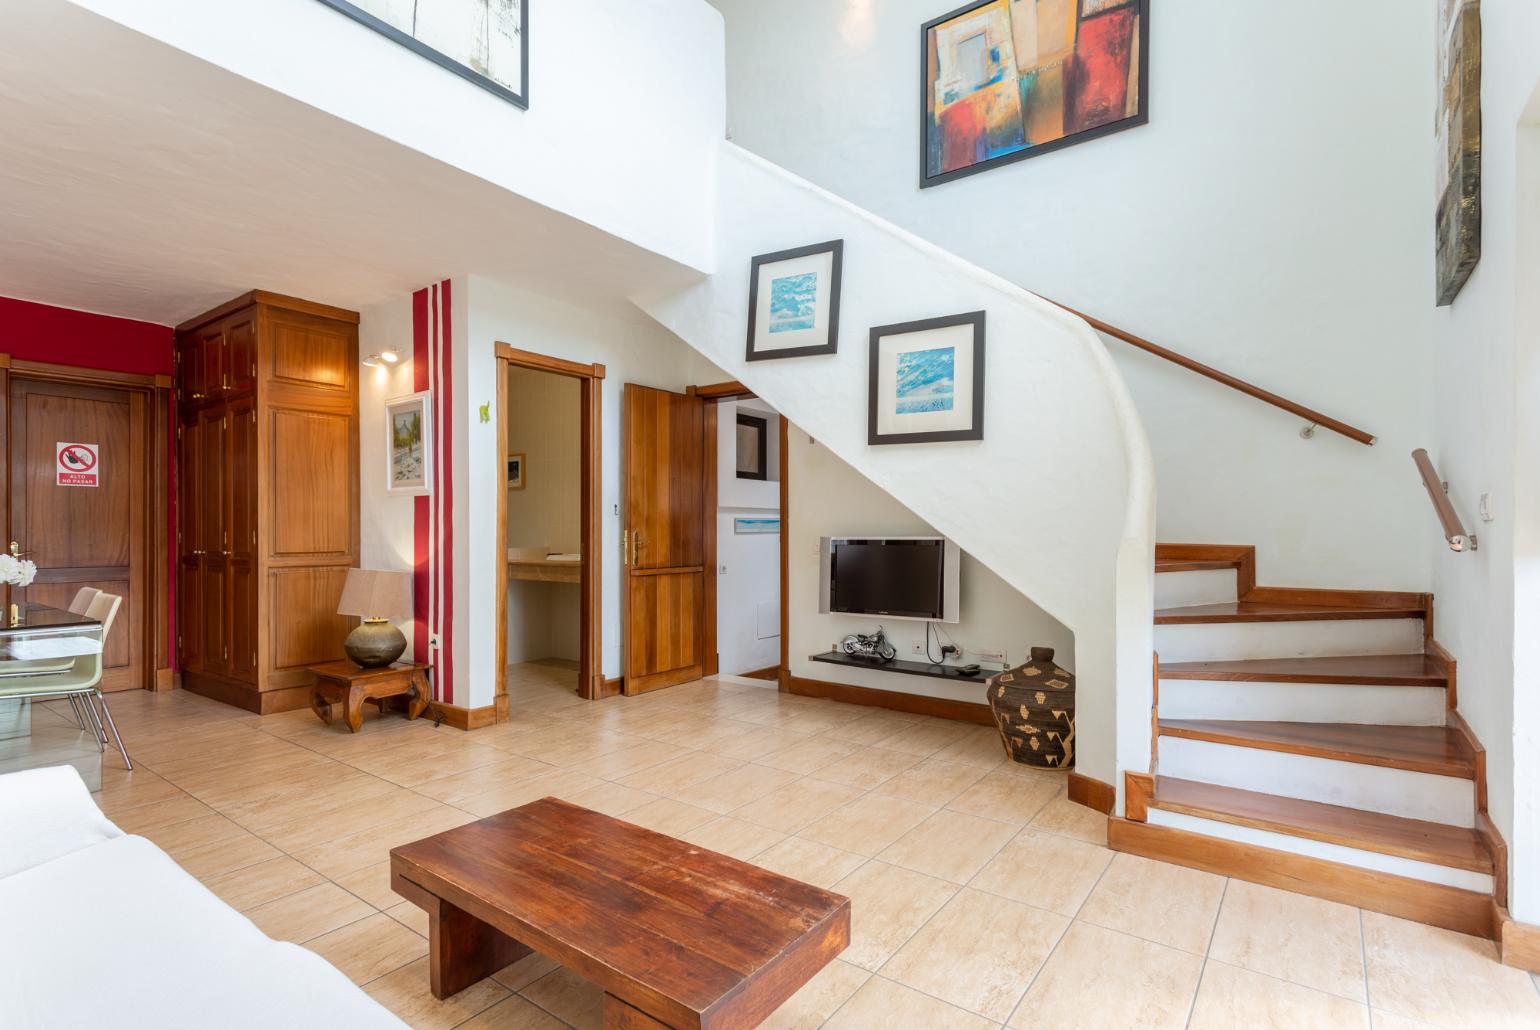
362;349;402;368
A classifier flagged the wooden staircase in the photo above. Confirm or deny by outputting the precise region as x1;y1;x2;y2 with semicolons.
1112;543;1506;939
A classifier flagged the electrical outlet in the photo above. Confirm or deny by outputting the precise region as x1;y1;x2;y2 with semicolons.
977;647;1006;665
910;640;925;656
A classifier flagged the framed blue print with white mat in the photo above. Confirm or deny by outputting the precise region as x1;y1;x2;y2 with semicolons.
868;311;985;444
746;240;844;361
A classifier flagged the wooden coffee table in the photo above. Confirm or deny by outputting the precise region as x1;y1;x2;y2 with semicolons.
308;660;431;733
390;797;851;1029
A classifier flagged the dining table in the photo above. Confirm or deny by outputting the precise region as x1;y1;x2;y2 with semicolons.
0;602;106;788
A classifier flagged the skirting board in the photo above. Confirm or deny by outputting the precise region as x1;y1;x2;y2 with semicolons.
1068;772;1116;815
429;701;500;731
1109;816;1494;939
600;677;623;698
786;674;993;725
740;665;781;682
1494;905;1540;972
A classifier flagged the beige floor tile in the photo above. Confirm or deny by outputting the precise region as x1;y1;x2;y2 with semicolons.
245;881;375;943
616;750;744;794
680;816;787;861
820;711;924;746
365;957;510;1030
757;735;865;774
438;768;602;820
257;786;447;852
1010;921;1201;1030
92;766;187;814
750;836;869;889
969;829;1113;917
492;952;562;992
520;966;604;1029
929;726;1011;769
871;718;975;757
1368;1010;1443;1029
733;777;865;833
200;854;327;912
385;899;429;938
701;723;823;761
824;975;995;1030
620;796;718;836
1210;879;1365;1002
947;768;1063;825
670;762;799;813
1077;852;1226;954
1188;960;1368;1030
413;755;556;805
458;995;568;1030
304;912;427;984
882;887;1065;1020
874;758;988;807
1028;797;1109;844
810;747;921;790
164;829;284;880
106;793;215;835
876;807;1017;884
832;860;959;971
582;739;692;780
1364;910;1540;1029
290;805;477;878
557;782;658;818
799;793;936;857
760;959;870;1030
331;860;402;910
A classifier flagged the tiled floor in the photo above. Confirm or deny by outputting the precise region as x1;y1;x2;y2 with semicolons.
38;664;1540;1030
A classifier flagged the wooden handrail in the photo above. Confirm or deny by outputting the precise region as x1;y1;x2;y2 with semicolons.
1412;449;1476;552
1047;300;1377;446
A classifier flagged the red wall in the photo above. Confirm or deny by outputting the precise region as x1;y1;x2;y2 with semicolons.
0;295;173;374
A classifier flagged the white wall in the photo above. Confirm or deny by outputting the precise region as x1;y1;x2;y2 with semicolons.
1431;0;1540;924
707;0;1436;594
788;430;1073;703
716;399;781;675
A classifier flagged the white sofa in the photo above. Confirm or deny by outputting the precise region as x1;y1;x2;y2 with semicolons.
0;766;409;1029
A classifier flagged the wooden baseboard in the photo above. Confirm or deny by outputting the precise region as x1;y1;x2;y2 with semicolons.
1124;771;1153;822
181;674;310;715
1068;772;1116;815
429;701;500;731
1110;817;1495;939
740;665;781;682
1493;905;1540;971
152;667;174;692
786;674;993;725
600;677;623;698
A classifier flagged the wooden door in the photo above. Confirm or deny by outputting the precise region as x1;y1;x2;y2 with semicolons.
623;384;707;695
198;407;230;677
176;412;204;674
9;378;148;691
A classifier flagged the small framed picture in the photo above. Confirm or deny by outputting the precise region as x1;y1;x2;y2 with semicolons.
385;391;432;494
746;240;843;361
868;312;985;445
507;453;525;490
735;413;768;481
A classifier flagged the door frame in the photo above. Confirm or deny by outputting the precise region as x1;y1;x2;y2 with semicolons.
494;344;605;708
0;354;173;691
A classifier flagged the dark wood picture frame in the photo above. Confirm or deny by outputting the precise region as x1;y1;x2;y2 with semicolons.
920;0;1150;189
315;0;529;110
735;412;768;481
868;311;986;445
746;240;844;362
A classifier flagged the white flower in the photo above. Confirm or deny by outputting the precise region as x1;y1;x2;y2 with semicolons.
0;553;36;587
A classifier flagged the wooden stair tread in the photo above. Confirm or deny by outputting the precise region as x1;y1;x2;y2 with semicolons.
1155;600;1427;624
1155;559;1238;573
1158;654;1447;686
1157;720;1476;778
1151;776;1491;873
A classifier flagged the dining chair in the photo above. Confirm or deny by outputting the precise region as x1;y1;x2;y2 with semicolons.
0;588;103;728
68;587;101;615
0;592;130;770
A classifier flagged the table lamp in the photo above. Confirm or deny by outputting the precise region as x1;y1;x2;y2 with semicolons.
337;569;413;668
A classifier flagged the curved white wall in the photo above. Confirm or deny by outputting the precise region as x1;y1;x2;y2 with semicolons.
637;144;1155;796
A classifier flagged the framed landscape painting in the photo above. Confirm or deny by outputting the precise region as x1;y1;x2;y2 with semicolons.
746;240;844;361
869;312;986;445
385;391;432;495
1435;0;1481;306
922;0;1149;187
316;0;528;109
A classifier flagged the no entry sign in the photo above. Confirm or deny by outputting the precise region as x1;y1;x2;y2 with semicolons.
56;442;99;487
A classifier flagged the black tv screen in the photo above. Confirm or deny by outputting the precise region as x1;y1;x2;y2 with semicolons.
830;539;945;620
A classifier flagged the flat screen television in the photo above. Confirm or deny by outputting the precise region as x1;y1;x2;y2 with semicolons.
818;536;960;623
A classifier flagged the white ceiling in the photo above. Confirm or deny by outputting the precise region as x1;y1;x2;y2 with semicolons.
0;1;701;326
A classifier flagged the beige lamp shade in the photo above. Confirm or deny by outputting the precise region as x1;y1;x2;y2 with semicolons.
337;569;413;619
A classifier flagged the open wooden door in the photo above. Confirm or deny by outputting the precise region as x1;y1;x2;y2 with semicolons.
623;384;707;695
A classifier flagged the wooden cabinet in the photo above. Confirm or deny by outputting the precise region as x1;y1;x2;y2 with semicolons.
175;291;360;714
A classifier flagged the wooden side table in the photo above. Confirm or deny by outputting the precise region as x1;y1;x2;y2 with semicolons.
308;660;431;733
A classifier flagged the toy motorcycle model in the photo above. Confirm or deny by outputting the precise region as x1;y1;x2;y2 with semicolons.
841;627;896;663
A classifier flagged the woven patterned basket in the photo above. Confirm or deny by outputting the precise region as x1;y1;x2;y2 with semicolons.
986;646;1075;769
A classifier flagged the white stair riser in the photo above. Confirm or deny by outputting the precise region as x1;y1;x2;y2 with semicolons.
1159;680;1447;726
1146;809;1492;893
1158;737;1474;826
1155;619;1425;662
1155;569;1238;609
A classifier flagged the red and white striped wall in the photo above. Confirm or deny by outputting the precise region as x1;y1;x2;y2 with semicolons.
412;280;455;704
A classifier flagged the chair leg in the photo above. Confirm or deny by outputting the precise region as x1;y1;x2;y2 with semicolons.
79;693;107;753
66;694;87;729
94;690;132;771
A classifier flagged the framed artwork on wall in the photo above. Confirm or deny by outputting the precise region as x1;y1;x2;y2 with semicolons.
385;391;432;495
869;312;986;445
1436;0;1481;306
507;452;525;490
922;0;1150;188
746;240;844;361
314;0;528;109
735;413;768;481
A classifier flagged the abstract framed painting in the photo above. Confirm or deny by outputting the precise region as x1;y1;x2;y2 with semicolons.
1435;0;1481;306
746;240;844;361
922;0;1149;188
315;0;528;109
868;312;986;445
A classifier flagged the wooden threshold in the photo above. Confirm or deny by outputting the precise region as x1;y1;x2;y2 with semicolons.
1109;818;1494;939
1158;719;1477;778
1150;776;1491;873
1155;600;1427;624
1157;653;1448;686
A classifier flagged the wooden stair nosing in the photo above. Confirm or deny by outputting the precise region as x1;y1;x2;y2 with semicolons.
1155;600;1428;625
1157;653;1448;687
1151;776;1491;873
1157;719;1477;779
1155;559;1239;574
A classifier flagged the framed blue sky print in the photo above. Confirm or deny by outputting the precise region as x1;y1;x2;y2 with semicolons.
746;240;844;361
869;311;985;444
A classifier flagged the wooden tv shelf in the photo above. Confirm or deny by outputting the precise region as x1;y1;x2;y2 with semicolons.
810;650;994;684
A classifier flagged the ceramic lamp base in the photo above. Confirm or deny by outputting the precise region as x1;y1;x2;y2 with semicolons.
345;619;407;668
